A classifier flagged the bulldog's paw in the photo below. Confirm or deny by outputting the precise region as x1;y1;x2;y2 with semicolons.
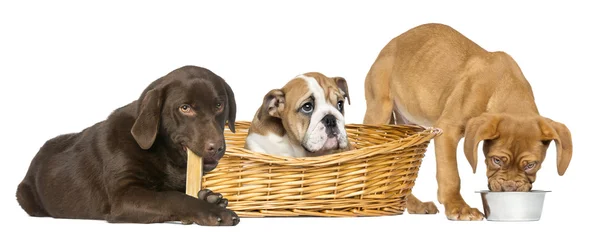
408;201;439;214
444;202;484;221
197;189;228;208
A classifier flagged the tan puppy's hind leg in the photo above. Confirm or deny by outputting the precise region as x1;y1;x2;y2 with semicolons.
407;194;439;214
364;55;438;215
363;56;394;125
434;125;484;221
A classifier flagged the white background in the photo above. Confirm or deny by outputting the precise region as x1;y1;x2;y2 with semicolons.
1;0;598;231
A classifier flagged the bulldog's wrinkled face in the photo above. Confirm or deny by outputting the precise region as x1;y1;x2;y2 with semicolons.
464;113;572;192
262;72;351;156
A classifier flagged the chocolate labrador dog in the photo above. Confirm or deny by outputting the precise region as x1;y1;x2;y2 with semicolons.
16;65;240;226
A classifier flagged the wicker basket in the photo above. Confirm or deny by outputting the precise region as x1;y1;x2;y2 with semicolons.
200;121;442;217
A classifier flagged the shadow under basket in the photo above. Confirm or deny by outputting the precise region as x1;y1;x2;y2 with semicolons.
195;121;442;217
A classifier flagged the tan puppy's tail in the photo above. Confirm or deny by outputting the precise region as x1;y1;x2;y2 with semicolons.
363;50;396;125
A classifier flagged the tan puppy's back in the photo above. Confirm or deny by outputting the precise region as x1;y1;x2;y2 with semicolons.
364;23;535;126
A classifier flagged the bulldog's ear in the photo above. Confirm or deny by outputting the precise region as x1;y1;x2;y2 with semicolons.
131;88;163;150
261;89;285;118
538;117;573;176
463;114;501;173
333;77;350;105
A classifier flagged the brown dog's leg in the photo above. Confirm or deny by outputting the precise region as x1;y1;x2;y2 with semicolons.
16;182;49;217
108;188;239;226
434;125;483;221
407;194;439;214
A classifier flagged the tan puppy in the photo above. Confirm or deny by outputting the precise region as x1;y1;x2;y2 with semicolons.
245;72;351;157
363;23;573;220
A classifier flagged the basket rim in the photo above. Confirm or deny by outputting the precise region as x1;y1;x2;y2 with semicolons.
223;121;443;167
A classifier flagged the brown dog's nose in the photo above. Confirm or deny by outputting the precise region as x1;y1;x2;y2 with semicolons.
205;142;224;155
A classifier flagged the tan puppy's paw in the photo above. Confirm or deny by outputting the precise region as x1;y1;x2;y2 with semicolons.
407;201;439;214
445;202;484;221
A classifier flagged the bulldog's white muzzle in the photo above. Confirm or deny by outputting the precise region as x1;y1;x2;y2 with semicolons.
300;76;349;153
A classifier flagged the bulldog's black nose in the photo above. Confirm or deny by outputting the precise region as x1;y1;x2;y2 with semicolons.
323;114;337;128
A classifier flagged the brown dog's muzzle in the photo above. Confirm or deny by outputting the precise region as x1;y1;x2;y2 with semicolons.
488;178;532;192
192;138;225;172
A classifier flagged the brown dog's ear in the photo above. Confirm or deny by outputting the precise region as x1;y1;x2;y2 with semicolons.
223;80;237;133
333;77;351;105
463;114;501;173
131;89;163;150
261;89;285;118
539;118;573;176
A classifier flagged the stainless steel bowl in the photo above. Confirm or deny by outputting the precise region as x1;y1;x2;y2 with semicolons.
476;190;550;221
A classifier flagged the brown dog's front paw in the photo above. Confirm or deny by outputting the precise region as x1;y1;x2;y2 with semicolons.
197;189;228;208
188;202;240;226
444;202;484;221
408;201;439;214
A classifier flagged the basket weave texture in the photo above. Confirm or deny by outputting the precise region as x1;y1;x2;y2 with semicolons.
201;121;442;217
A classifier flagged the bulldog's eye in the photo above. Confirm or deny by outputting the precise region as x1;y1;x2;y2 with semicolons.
337;101;344;111
301;102;314;114
525;162;537;171
492;157;502;166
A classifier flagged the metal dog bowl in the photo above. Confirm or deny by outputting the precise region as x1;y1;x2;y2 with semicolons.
476;190;550;221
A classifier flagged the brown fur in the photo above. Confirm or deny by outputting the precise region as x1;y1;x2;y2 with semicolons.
16;66;240;226
363;23;573;220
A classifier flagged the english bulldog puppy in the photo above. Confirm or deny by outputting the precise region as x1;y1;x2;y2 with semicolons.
245;72;352;157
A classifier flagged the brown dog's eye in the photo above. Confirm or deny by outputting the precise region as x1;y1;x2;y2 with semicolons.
492;157;502;166
179;104;192;113
215;103;223;112
525;162;537;171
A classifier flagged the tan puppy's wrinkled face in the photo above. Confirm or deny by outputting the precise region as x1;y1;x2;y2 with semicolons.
464;113;573;192
262;72;351;156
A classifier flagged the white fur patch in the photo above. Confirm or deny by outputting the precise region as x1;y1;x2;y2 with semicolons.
393;97;433;126
298;75;348;152
245;132;307;158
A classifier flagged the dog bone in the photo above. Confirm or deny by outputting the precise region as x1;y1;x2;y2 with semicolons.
185;149;203;198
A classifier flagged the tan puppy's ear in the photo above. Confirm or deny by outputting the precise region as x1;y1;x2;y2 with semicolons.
261;89;285;118
538;118;573;176
463;114;501;173
332;77;351;105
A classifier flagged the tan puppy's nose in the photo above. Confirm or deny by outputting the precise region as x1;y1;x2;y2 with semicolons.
502;180;517;192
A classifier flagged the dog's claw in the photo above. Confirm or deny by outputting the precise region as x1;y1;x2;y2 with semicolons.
206;193;223;204
198;189;229;208
407;201;439;214
445;203;484;221
197;189;213;200
218;199;229;208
